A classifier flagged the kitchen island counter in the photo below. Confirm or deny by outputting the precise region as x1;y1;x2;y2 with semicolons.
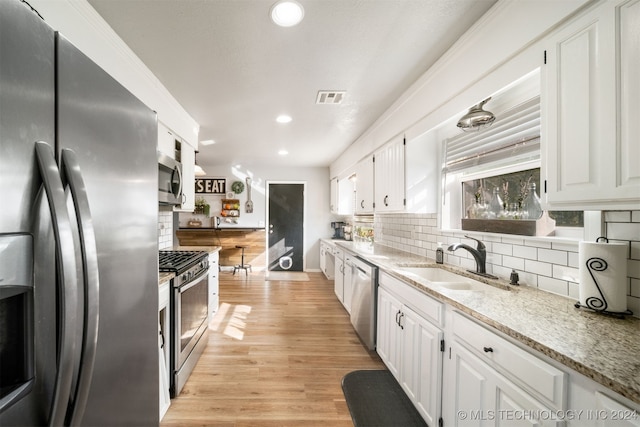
334;241;640;406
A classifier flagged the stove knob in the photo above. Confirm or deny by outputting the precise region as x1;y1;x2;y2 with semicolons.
182;273;188;281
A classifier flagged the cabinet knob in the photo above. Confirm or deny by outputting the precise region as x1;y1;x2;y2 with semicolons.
483;346;494;353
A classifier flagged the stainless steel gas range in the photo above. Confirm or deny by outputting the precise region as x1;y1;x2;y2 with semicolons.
159;251;209;397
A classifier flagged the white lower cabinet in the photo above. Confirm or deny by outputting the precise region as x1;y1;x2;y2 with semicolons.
375;269;639;427
334;247;344;304
445;342;563;427
208;250;219;317
333;247;355;313
377;277;444;426
320;241;335;280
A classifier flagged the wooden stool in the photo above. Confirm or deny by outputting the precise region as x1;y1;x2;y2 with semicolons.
233;245;252;276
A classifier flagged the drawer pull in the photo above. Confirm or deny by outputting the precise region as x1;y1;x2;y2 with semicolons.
483;346;494;353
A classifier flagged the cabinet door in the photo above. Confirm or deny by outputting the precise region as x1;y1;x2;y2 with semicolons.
208;251;219;316
343;255;353;313
376;287;402;379
334;256;344;303
337;176;355;215
446;342;563;427
400;305;443;426
158;122;175;158
375;136;405;212
543;0;640;208
330;177;339;214
355;155;375;214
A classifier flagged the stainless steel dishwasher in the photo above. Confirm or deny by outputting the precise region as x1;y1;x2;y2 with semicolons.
350;256;378;350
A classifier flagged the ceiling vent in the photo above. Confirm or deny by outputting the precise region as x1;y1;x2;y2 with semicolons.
316;91;345;105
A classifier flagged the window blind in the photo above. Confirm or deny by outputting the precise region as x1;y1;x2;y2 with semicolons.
444;96;540;174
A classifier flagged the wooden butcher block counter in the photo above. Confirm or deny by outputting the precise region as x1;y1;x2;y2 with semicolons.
176;227;266;269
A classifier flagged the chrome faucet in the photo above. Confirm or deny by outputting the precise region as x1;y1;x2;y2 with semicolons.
448;235;491;276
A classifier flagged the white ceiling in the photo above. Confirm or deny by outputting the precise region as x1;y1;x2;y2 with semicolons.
87;0;497;168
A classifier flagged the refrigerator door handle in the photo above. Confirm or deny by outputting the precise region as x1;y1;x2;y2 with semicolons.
34;141;78;427
60;149;100;426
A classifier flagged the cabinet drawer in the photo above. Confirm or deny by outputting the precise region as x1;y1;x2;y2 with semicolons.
452;311;566;409
334;247;343;259
379;271;443;327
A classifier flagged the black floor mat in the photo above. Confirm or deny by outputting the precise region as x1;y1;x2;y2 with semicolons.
341;370;428;427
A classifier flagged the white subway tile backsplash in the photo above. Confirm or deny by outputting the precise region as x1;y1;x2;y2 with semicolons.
501;236;524;245
525;259;553;277
604;211;631;222
503;256;525;271
374;210;639;318
513;245;537;260
525;240;552;249
628;259;640;279
492;242;513;256
606;222;640;241
631;278;640;298
551;242;579;252
568;252;579;268
552;264;579;283
538;276;569;295
568;282;580;299
538;248;568;266
628;296;640;317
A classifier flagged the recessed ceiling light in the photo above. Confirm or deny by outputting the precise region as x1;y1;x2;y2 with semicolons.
270;0;304;27
200;139;216;146
278;149;289;156
276;114;292;124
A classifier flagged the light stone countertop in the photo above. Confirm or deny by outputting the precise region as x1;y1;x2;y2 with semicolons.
328;240;640;405
158;271;175;286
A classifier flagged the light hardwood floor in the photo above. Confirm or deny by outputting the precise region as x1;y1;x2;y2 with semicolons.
161;271;385;427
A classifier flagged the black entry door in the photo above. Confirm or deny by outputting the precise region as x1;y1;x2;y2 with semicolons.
267;183;304;271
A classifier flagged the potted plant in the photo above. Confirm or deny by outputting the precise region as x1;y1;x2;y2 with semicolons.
194;197;210;216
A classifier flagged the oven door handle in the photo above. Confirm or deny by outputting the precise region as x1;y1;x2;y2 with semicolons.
177;269;209;292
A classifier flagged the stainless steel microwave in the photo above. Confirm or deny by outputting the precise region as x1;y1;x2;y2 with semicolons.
158;151;183;205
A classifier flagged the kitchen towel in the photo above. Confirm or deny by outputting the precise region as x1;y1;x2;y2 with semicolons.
578;240;628;313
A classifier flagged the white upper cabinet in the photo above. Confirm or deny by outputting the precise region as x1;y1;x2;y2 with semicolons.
158;122;176;159
337;176;355;215
374;136;406;212
542;0;640;209
330;177;339;214
330;176;355;215
355;155;375;214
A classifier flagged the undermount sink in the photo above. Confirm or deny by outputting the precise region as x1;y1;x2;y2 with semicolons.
399;267;499;291
400;267;468;282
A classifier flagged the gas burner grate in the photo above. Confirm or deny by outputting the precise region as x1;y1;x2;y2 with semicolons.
159;250;208;273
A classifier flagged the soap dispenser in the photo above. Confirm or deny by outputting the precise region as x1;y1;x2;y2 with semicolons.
436;242;444;264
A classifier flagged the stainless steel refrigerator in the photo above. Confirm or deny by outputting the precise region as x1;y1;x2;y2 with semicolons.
0;1;159;425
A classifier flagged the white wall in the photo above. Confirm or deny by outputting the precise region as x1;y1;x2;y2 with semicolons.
189;164;334;271
28;0;199;147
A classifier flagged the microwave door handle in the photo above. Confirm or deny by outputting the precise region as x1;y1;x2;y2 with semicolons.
61;149;100;426
174;164;183;201
35;142;79;427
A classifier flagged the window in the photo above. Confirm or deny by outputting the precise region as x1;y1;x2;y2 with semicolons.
440;71;585;237
462;168;583;226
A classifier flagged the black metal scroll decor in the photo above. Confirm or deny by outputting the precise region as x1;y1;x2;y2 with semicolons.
574;237;633;317
583;256;609;311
